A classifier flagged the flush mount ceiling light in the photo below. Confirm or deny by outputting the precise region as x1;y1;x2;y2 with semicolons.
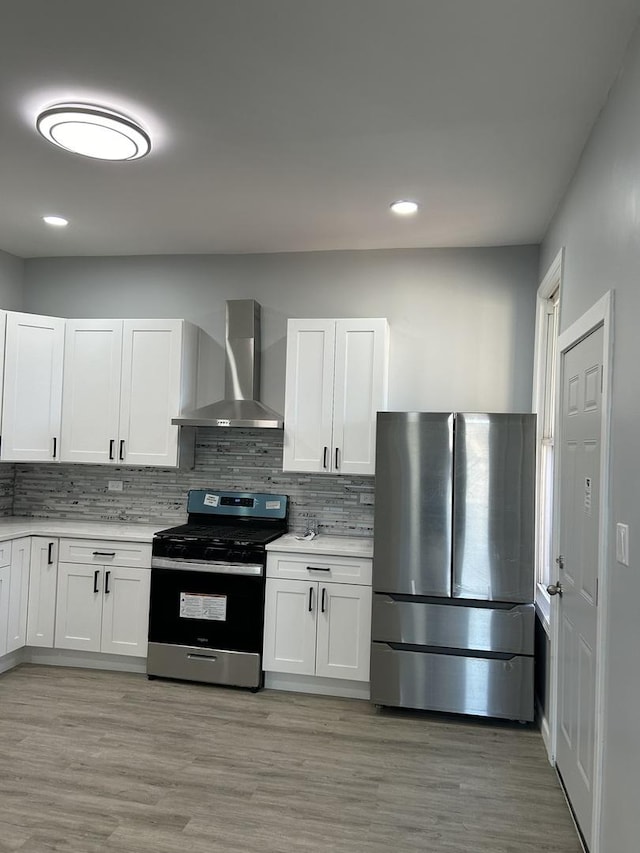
36;103;151;161
390;200;419;216
42;215;68;226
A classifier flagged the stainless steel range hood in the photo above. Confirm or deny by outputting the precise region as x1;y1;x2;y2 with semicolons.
172;299;284;429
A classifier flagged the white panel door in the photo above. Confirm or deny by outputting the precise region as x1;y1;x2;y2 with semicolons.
555;325;604;850
61;320;123;463
119;320;183;466
100;566;150;657
0;565;9;657
26;537;58;648
54;563;103;652
315;582;372;681
283;319;335;473
332;319;388;475
6;537;30;653
1;312;65;461
263;578;317;675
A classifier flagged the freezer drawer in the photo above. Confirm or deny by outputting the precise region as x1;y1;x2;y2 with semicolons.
370;642;534;721
372;595;534;655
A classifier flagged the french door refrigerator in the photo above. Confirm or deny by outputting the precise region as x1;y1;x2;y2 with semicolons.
370;412;536;721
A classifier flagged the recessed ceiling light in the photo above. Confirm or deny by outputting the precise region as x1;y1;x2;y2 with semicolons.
36;103;151;161
390;200;419;216
42;215;68;227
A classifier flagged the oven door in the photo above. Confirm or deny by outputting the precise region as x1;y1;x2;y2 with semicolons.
148;567;265;653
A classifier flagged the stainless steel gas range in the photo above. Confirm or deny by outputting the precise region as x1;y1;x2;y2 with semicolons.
147;489;288;690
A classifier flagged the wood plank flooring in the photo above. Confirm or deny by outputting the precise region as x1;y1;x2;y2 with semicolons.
0;665;580;853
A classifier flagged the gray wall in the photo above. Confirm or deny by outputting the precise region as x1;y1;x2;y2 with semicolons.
541;22;640;852
23;245;539;415
0;249;24;310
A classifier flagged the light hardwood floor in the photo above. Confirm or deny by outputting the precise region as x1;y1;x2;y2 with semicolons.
0;665;580;853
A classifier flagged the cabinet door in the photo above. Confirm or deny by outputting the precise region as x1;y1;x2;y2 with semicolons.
0;565;9;657
315;583;372;681
283;319;335;473
61;320;123;464
263;578;317;675
26;538;59;648
1;312;65;461
7;537;30;653
54;563;103;652
332;319;388;475
100;567;150;657
0;311;7;428
118;320;183;466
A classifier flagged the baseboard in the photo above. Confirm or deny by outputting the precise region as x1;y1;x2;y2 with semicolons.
25;647;148;674
536;697;552;763
265;671;370;700
0;647;27;675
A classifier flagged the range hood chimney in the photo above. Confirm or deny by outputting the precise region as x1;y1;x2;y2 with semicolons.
172;299;284;429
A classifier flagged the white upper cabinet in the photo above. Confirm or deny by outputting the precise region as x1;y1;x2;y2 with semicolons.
61;320;123;464
61;318;198;467
1;312;65;462
283;318;388;475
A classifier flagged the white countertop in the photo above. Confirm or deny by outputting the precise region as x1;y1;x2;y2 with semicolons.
266;533;373;559
0;517;165;543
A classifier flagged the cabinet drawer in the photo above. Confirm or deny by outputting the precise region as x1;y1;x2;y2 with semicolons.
0;540;12;567
266;552;372;585
59;538;151;568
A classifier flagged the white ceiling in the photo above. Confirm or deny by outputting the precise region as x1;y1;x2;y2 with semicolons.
1;0;639;258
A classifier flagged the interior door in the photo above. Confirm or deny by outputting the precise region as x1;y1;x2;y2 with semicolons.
555;324;604;850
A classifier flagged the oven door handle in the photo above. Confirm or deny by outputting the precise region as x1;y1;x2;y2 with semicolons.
150;557;264;576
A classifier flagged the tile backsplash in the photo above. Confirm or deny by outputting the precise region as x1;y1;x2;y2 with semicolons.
11;428;375;537
0;465;15;516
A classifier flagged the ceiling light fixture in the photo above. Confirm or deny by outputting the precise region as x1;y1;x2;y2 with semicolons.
36;103;151;161
390;200;419;216
42;215;68;227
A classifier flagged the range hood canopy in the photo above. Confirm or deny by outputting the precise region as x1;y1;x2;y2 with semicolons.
172;299;284;429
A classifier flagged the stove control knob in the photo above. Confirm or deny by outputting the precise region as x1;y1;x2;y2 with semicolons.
169;543;188;557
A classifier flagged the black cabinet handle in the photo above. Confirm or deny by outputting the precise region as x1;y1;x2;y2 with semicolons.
306;565;330;572
308;586;314;612
47;542;54;565
323;446;328;469
335;447;339;469
109;439;115;460
92;551;116;557
321;587;327;613
119;439;125;461
93;569;100;594
105;571;111;594
52;437;57;459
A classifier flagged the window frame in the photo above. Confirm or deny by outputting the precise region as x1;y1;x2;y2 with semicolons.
532;249;563;631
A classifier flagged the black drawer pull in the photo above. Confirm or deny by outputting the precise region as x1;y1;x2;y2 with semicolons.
307;566;330;572
47;542;54;565
92;551;116;557
93;569;100;594
104;571;111;594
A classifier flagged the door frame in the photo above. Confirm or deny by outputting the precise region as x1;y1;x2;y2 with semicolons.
549;290;614;853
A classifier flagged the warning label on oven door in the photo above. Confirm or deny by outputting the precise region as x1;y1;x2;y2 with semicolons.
179;593;227;621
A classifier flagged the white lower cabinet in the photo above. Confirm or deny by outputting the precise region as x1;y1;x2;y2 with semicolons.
26;537;59;648
0;564;9;657
54;539;151;657
263;552;372;683
6;537;31;653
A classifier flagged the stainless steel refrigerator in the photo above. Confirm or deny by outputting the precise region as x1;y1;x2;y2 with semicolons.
371;412;536;721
